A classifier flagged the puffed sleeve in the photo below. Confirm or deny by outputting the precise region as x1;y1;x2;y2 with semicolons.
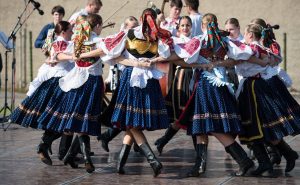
226;39;253;60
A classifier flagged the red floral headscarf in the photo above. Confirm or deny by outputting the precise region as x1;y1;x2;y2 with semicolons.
141;9;172;45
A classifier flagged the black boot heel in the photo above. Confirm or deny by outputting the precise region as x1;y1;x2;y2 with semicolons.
275;140;299;173
186;144;208;177
117;144;131;174
37;131;61;166
140;143;163;177
225;141;255;176
64;157;78;168
63;135;80;169
250;143;274;177
37;143;52;166
79;135;95;173
98;128;121;152
154;126;178;155
58;134;73;161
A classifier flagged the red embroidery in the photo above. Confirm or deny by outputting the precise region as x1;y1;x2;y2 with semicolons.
249;44;268;58
104;31;126;51
76;60;93;67
270;42;281;56
52;41;68;52
231;40;246;50
199;46;226;59
178;38;200;55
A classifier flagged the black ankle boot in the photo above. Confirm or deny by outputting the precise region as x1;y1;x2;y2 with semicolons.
265;143;281;165
187;144;208;177
225;141;254;176
154;125;178;155
63;136;79;169
58;134;73;160
275;140;299;172
79;135;95;173
117;144;131;174
139;143;163;177
251;143;274;177
97;128;121;152
37;131;61;166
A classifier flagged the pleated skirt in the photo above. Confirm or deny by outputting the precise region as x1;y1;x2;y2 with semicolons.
111;67;169;131
238;77;300;144
10;77;60;128
38;75;103;136
177;70;242;136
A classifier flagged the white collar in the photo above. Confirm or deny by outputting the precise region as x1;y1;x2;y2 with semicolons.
56;36;67;42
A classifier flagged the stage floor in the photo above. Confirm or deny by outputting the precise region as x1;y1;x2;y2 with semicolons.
0;92;300;185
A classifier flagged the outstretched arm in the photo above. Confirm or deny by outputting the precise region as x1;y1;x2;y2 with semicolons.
150;52;181;64
172;59;211;69
150;52;210;69
79;48;105;59
115;56;152;68
56;53;74;61
213;56;271;68
212;58;242;68
247;55;270;67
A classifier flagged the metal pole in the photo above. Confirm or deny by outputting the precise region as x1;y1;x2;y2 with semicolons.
23;27;27;88
29;31;33;81
19;29;23;88
283;32;287;71
11;36;16;111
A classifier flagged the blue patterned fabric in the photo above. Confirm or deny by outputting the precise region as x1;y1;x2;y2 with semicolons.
10;77;60;128
177;70;242;136
111;67;169;131
38;75;103;136
266;75;300;120
238;77;300;144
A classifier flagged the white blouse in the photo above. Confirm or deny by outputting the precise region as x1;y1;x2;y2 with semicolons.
99;25;171;88
59;32;103;92
27;36;74;96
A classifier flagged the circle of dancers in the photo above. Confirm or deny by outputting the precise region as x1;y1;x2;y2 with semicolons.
9;0;299;177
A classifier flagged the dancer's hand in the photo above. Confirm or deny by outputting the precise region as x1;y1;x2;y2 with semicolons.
45;58;58;67
138;59;152;68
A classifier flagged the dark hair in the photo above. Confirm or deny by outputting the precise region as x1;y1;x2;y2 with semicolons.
54;21;70;34
127;16;138;22
246;24;262;40
170;0;183;8
51;5;65;16
177;16;192;29
251;18;278;47
88;0;103;6
142;8;157;19
225;18;240;28
87;13;103;29
184;0;199;11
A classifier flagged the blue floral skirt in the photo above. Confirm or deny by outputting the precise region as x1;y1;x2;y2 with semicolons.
10;77;59;128
38;75;103;136
177;70;242;136
238;77;300;144
111;67;169;131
